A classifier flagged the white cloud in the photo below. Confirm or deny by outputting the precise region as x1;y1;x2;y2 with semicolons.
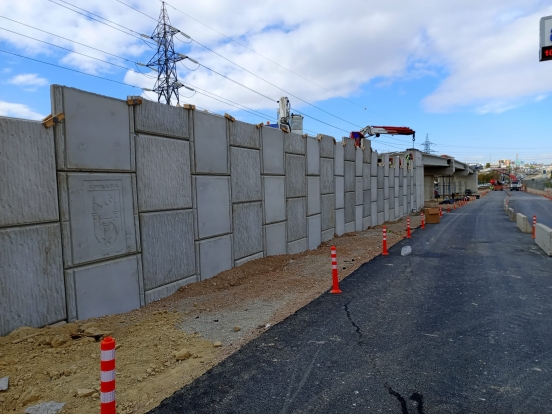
8;73;48;88
0;101;44;120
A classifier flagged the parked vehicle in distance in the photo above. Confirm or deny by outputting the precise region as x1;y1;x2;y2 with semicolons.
510;181;521;191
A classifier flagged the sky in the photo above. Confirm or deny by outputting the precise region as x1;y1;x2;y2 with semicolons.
1;0;552;164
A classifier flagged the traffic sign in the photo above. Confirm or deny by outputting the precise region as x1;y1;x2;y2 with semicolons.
540;15;552;61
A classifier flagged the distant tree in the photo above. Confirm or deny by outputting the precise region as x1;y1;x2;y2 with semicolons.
485;162;491;168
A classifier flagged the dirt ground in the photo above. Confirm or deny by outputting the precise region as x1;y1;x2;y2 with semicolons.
0;215;425;414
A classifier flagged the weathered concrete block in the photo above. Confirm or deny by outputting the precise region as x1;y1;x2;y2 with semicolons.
133;96;188;139
363;164;371;190
263;176;286;224
140;210;195;290
265;222;286;256
516;213;532;234
389;175;395;188
355;148;363;177
231;147;261;203
0;223;64;335
384;177;389;199
362;140;372;162
195;176;231;239
394;198;400;215
193;111;228;174
306;137;320;175
345;192;355;223
52;86;134;171
307;214;321;250
395;158;400;177
59;173;137;267
335;208;345;236
384;199;390;222
377;166;384;188
322;228;334;242
145;275;197;304
287;198;307;242
334;144;344;176
377;189;384;212
198;234;232;280
363;190;371;218
371;202;378;227
389;187;395;201
0;117;58;227
320;158;334;194
363;217;371;230
371;152;378;176
67;255;142;321
371;177;378;202
508;208;515;222
285;132;306;154
235;252;264;267
261;127;284;174
233;202;263;260
136;134;192;212
344;140;355;161
285;154;306;198
345;221;355;234
384;157;389;177
319;134;335;158
307;177;321;216
355;205;363;231
345;161;355;192
288;238;307;254
377;212;384;225
335;177;345;209
228;119;259;148
389;208;395;222
356;178;363;206
535;223;552;256
395;177;400;190
321;194;335;231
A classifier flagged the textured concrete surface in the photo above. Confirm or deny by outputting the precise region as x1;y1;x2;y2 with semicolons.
0;223;65;336
195;176;231;239
230;147;261;203
307;177;321;216
384;157;389;176
370;151;378;176
320;158;334;194
345;221;355;234
321;228;334;242
140;210;195;290
508;208;515;221
377;167;384;188
308;214;321;250
198;235;232;280
285;154;306;198
355;177;363;205
377;211;384;225
136;134;192;212
264;222;286;256
235;252;264;267
394;198;400;215
228;119;259;149
284;132;306;155
389;208;395;222
335;208;345;236
319;134;335;158
335;176;344;209
362;164;371;190
321;194;335;231
0;117;58;227
355;205;362;231
355;148;363;177
389;187;395;201
344;161;355;192
145;275;197;305
344;140;355;161
193;111;228;174
134;97;188;139
286;198;307;242
59;87;133;171
261;127;284;174
62;173;137;266
370;177;378;202
334;144;344;176
263;176;286;224
306;137;320;175
345;192;355;224
233;202;263;260
377;189;384;212
384;199;390;222
535;223;552;256
287;238;307;255
363;216;370;230
371;201;378;226
516;213;532;234
363;190;371;218
384;177;389;199
69;255;142;320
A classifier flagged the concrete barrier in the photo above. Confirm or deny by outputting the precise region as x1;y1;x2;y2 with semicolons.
516;213;532;234
508;208;515;221
535;223;552;256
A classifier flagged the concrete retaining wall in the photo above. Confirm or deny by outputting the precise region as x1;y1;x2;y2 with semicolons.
0;85;424;335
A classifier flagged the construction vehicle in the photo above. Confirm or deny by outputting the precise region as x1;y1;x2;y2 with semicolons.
265;97;304;134
489;179;504;191
350;126;415;147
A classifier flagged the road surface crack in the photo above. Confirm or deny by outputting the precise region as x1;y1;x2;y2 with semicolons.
343;301;362;341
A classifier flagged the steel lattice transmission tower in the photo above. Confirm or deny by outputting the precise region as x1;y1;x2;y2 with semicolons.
145;2;187;105
422;134;435;154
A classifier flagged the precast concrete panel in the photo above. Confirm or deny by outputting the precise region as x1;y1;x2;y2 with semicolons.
384;177;389;199
285;132;306;155
389;187;395;201
377;166;384;188
371;202;378;227
335;208;345;236
362;164;371;190
395;158;400;177
263;176;286;224
389;208;395;222
306;137;320;175
69;255;142;320
355;206;362;231
320;158;334;194
377;189;384;212
363;190;371;218
356;178;363;206
231;147;261;203
198;234;232;280
145;275;197;304
370;178;378;202
265;222;286;256
355;148;363;176
334;144;344;176
195;176;231;239
133;96;188;139
389;176;395;189
394;198;399;215
0;223;64;336
62;173;137;267
193;111;228;174
335;177;345;209
362;140;372;162
378;212;384;225
140;210;195;290
261;127;284;174
321;194;335;231
0;117;58;227
344;140;355;161
136;134;191;212
363;217;370;230
384;157;389;177
233;202;263;260
286;197;307;242
345;222;355;234
395;177;399;190
319;134;335;158
285;154;306;198
321;228;334;242
370;152;378;176
307;177;321;216
288;238;307;254
228;119;260;149
307;214;321;250
235;252;264;267
403;195;408;210
54;87;133;171
344;161;355;192
384;199;390;222
345;192;355;223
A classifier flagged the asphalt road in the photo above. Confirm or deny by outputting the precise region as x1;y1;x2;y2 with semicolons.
150;192;552;414
507;191;552;230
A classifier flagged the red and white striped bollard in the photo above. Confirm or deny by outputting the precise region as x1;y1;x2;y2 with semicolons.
330;246;341;294
532;215;537;239
101;337;116;414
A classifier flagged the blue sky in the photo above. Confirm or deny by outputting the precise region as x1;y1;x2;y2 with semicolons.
1;0;552;164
